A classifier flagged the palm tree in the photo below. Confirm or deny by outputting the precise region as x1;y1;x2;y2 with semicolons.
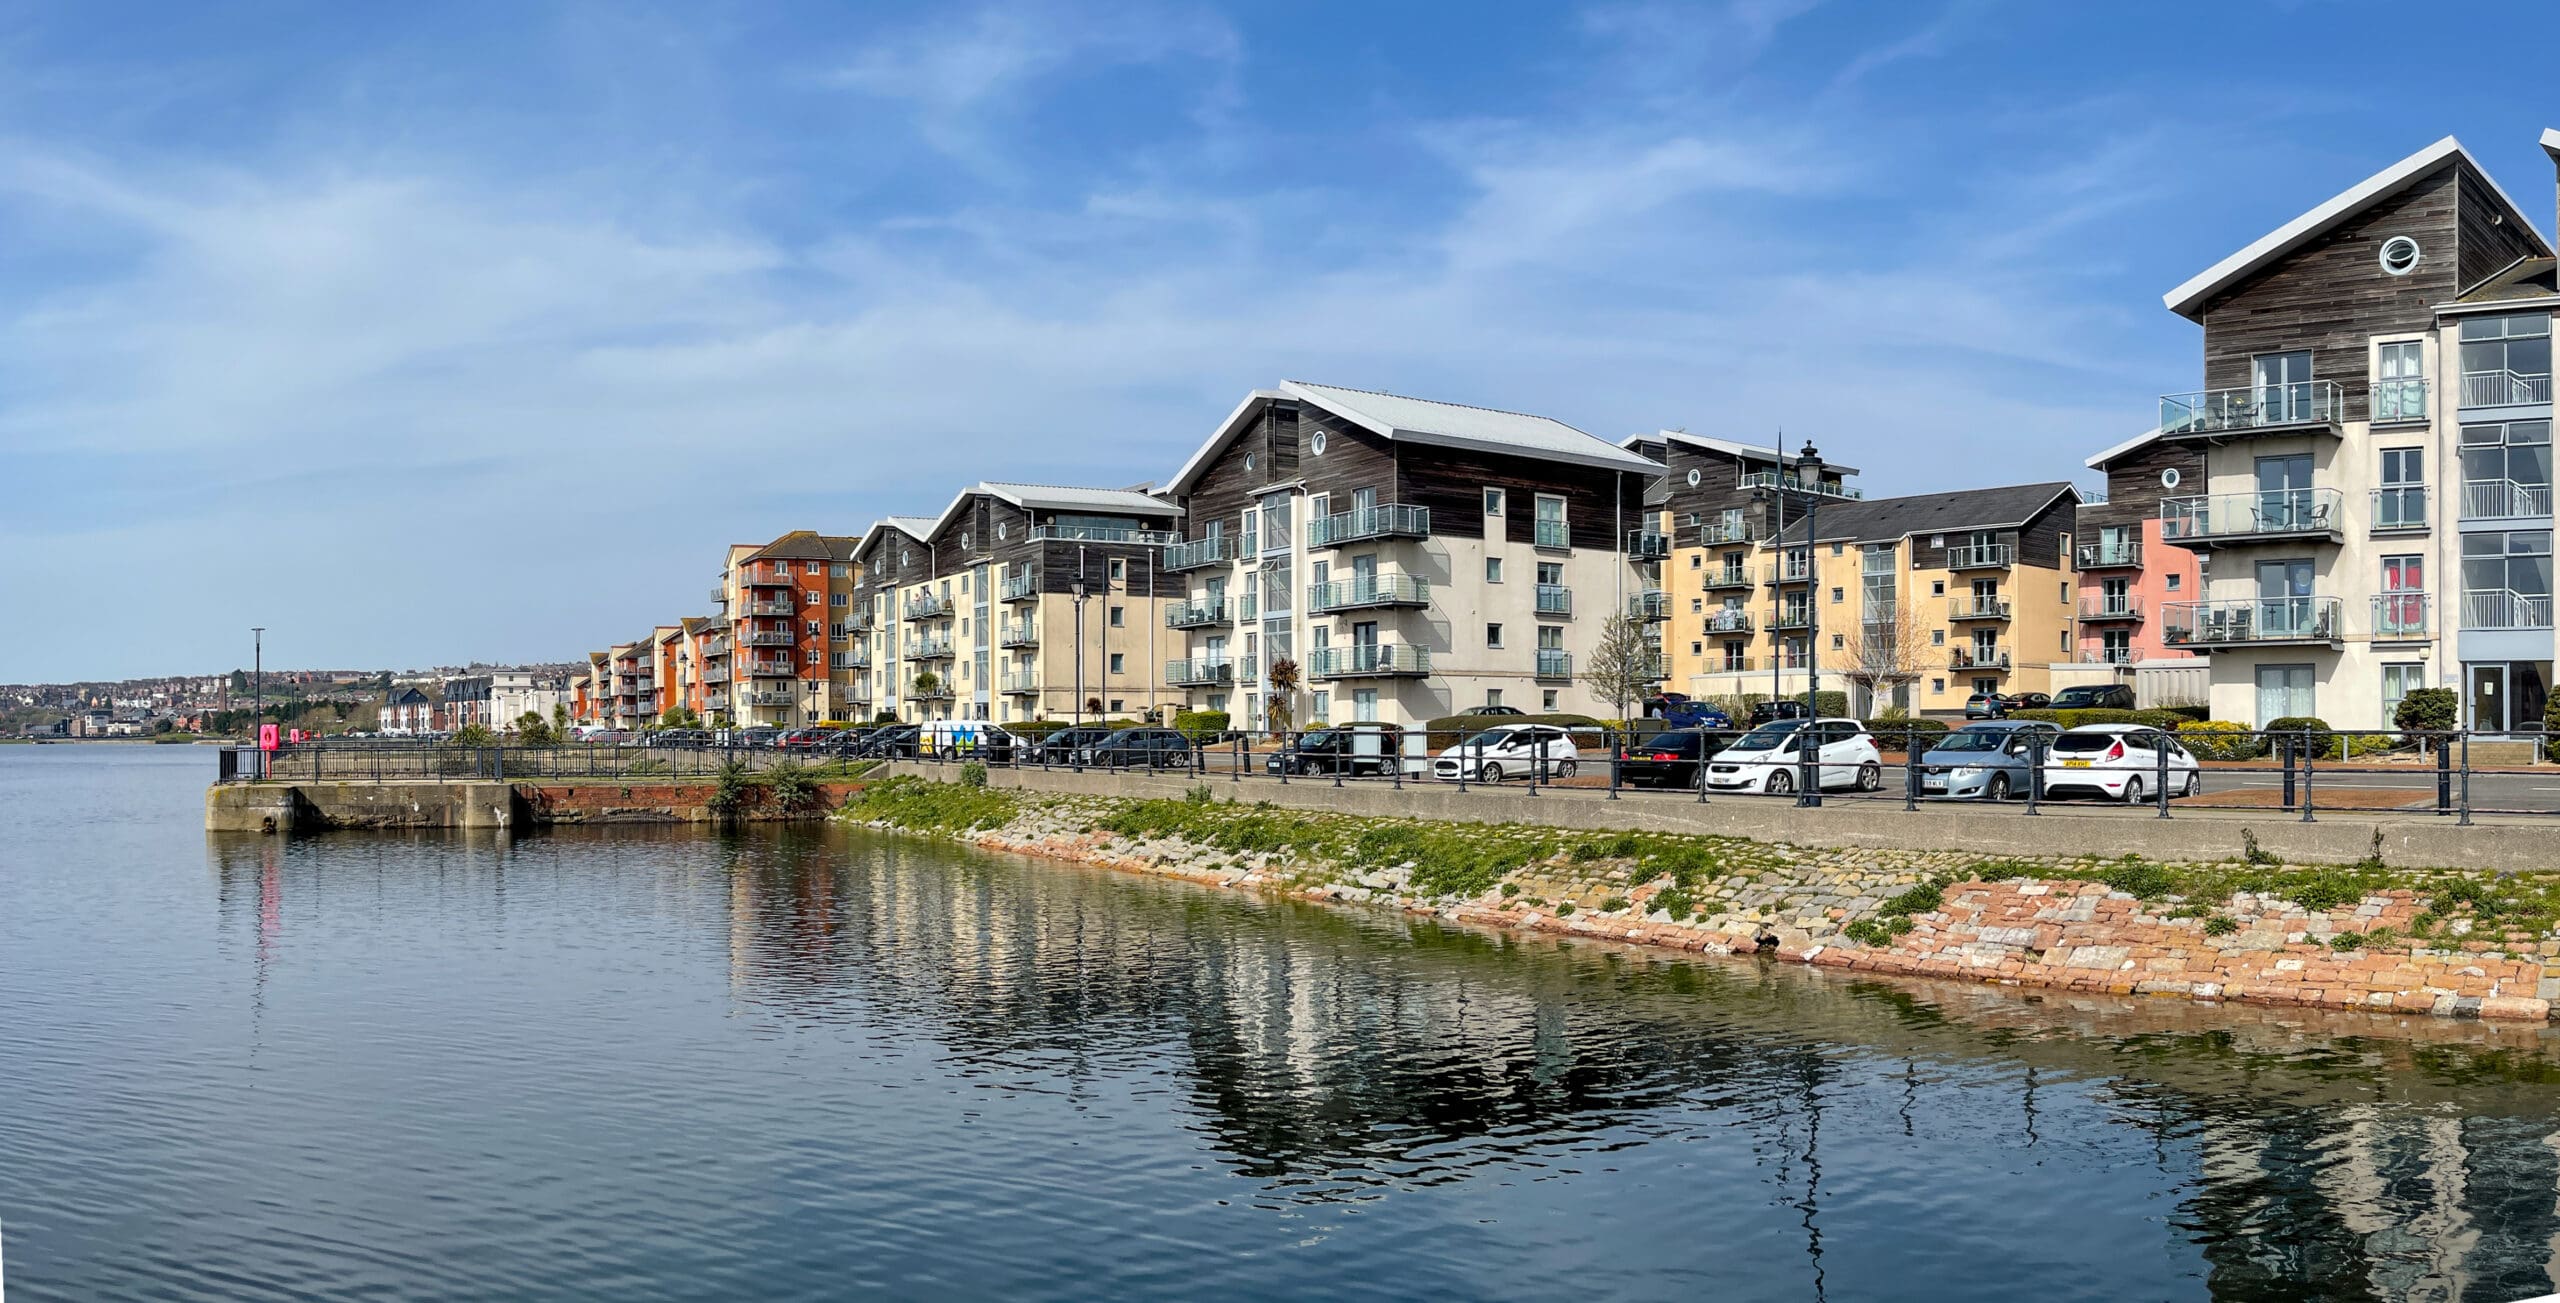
1265;657;1300;737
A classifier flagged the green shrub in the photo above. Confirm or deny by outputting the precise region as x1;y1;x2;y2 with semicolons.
1421;712;1605;752
2157;703;2211;722
2179;720;2266;761
2007;707;2189;731
1864;718;1950;742
1010;720;1072;741
1842;919;1891;946
2201;914;2239;937
707;758;753;819
959;760;988;788
764;758;823;811
2547;690;2560;762
1651;887;1695;919
1172;710;1231;740
1599;896;1631;913
1881;881;1944;916
1553;901;1575;916
2263;715;2330;736
2096;857;2177;899
847;774;1019;832
2393;687;2457;741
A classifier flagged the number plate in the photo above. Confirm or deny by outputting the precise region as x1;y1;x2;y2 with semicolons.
1921;777;1946;791
2062;759;2092;769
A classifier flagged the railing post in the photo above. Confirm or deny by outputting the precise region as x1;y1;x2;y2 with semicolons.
2024;734;2043;816
2154;730;2169;819
2459;729;2474;826
1608;731;1622;801
2279;735;2296;810
2435;733;2452;815
1232;735;1242;784
1902;726;1918;811
2299;728;2316;823
1276;733;1289;784
1526;745;1541;796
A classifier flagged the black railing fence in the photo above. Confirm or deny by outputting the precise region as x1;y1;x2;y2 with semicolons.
221;727;2558;822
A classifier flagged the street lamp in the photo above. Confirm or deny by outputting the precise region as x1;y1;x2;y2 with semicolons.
1750;486;1783;711
251;627;265;775
1070;573;1091;731
1796;439;1825;809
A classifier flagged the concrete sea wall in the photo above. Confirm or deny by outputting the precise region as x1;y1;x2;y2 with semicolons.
205;780;862;832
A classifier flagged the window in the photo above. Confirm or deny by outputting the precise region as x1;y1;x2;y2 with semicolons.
1484;488;1505;518
2461;530;2554;628
2382;664;2425;723
2166;573;2182;592
1542;690;1559;710
1534;494;1567;548
2378;236;2421;276
2254;664;2315;726
1930;678;1944;695
2460;313;2551;407
961;532;971;551
1109;558;1126;582
2376;341;2426;422
2378;446;2427;527
1108;653;1125;674
831;592;847;607
1310;429;1327;455
1830;633;1844;650
2459;421;2551;518
1930;629;1944;646
1485;689;1503;708
2379;555;2426;637
1109;699;1124;712
1486;623;1504;648
1108;605;1125;628
1930;580;1945;596
1830;587;1843;604
1486;556;1504;583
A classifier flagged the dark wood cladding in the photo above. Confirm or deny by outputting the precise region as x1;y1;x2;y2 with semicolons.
1180;400;1301;539
2197;161;2458;416
2459;163;2543;291
2085;439;2205;538
1393;445;1641;549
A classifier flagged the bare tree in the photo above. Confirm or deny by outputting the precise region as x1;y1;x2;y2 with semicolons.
1581;614;1661;723
1829;599;1932;716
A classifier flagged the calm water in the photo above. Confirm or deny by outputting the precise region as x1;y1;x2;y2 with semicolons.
9;750;2560;1300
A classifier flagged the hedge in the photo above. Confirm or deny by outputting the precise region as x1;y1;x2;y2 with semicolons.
2178;720;2265;761
1705;691;1849;720
1421;712;1607;754
1172;709;1231;740
1862;718;1950;742
2004;707;2191;731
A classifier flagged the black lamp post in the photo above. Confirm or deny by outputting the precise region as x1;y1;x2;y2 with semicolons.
1797;440;1824;808
1751;486;1784;710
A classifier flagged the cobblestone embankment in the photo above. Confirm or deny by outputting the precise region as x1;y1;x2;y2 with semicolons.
845;782;2560;1022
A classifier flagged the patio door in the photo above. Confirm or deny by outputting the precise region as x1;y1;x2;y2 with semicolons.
2254;350;2313;421
2376;342;2424;421
2256;558;2314;635
2379;555;2424;637
2471;664;2509;732
2257;454;2313;530
1349;553;1377;602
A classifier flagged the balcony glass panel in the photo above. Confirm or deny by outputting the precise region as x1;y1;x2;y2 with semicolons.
1702;608;1753;634
1307;503;1429;547
2371;593;2430;639
2074;540;2142;568
2371;377;2431;423
2160;597;2344;645
2159;488;2343;542
1534;648;1572;678
2160;380;2344;435
2371;486;2429;530
1534;583;1572;616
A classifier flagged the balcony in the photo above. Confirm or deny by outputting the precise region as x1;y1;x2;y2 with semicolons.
701;637;731;658
999;672;1039;695
1699;519;1753;546
1949;596;2013;621
1764;559;1812;587
1535;648;1573;679
1001;572;1040;602
1237;594;1259;622
2080;648;2140;666
744;689;795;708
2371;378;2430;425
1737;471;1862;499
1705;656;1761;673
998;622;1039;648
1704;564;1754;590
703;693;731;711
2077;595;2142;621
1028;524;1179;546
846;648;873;668
1309;576;1430;612
1165;598;1231;629
1949;645;2012;671
1163;536;1237;572
2159;380;2345;439
1628;590;1671;622
908;637;955;661
2075;540;2142;569
1535;583;1573;617
1307;504;1429;548
744;566;796;589
2161;597;2345;648
1944;543;2012;570
2461;590;2554;631
743;658;797;678
708;586;727;605
848;685;873;704
745;598;795;618
1165;658;1234;686
1307;644;1430;678
1770;607;1811;630
2461;479;2553;521
742;629;794;647
2371;486;2429;532
1703;608;1753;634
2460;370;2552;409
2160;488;2345;547
1625;529;1671;561
910;683;955;703
903;594;951;621
1532;519;1570;549
2372;593;2431;641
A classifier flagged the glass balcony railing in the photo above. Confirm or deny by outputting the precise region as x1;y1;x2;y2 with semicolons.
2161;597;2343;646
1949;596;2012;620
907;637;955;660
2160;380;2344;436
1737;471;1862;499
2160;488;2344;543
1625;530;1670;561
1534;583;1573;616
903;594;951;621
1949;645;2010;671
999;673;1038;695
1699;519;1752;545
1162;536;1237;571
1704;564;1753;589
2075;540;2142;569
2461;479;2553;520
1702;608;1753;634
2461;590;2553;630
1628;590;1671;621
2371;378;2429;423
998;623;1038;648
2372;593;2430;639
1765;559;1812;585
1165;658;1233;686
1237;594;1259;622
1000;572;1040;602
1944;543;2012;570
1164;599;1230;629
1771;607;1811;630
2460;370;2552;408
2371;486;2429;530
1307;504;1429;547
1534;648;1572;679
2081;648;2139;665
1308;575;1429;612
1306;644;1430;678
2077;595;2142;621
1028;524;1179;545
1532;519;1570;549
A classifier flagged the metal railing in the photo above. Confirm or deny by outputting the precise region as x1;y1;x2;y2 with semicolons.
1699;519;1752;545
1534;648;1572;679
1704;565;1753;589
742;630;794;647
1625;530;1671;560
2460;370;2552;408
1766;558;1811;585
1308;576;1430;612
742;658;797;678
999;672;1039;694
745;599;796;617
903;595;952;621
2159;379;2344;435
2371;377;2429;423
743;567;796;588
708;586;727;605
907;637;955;660
1001;573;1040;602
1165;658;1234;686
1162;536;1237;571
1532;519;1570;549
1950;596;2013;620
1737;471;1862;499
1703;608;1753;634
2080;648;2139;664
998;623;1039;648
1535;583;1573;616
2372;593;2431;639
2461;479;2553;520
2461;590;2554;630
1307;503;1429;547
2075;540;2142;569
1165;598;1230;628
2371;486;2429;530
1949;645;2010;670
1306;644;1430;677
2161;596;2343;646
2076;595;2141;620
1629;590;1671;621
1028;524;1180;545
1770;607;1811;630
2160;488;2345;542
1944;543;2012;570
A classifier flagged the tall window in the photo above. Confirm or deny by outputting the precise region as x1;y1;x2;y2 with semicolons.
2378;446;2427;528
2375;340;2426;422
2461;531;2554;629
1534;494;1567;548
2378;555;2425;637
2459;420;2551;519
2459;313;2552;407
2382;664;2424;725
2252;349;2314;421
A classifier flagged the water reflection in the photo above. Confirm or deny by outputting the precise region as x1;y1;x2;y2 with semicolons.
200;824;2560;1301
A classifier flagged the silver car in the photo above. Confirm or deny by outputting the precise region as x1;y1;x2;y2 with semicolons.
1916;721;2059;800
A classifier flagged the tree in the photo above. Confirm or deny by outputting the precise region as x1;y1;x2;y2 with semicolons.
453;723;496;746
1264;657;1301;736
657;705;701;730
552;702;570;733
1581;614;1660;724
228;669;248;694
1828;599;1933;717
515;711;556;746
914;670;942;695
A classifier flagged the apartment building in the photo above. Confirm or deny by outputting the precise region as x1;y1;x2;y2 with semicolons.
717;531;859;727
2079;429;2208;669
608;641;648;726
441;669;569;732
683;618;728;721
2144;134;2556;729
649;624;683;723
1631;431;1863;702
1157;382;1665;728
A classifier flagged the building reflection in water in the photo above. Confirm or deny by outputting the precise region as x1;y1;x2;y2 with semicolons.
212;824;2560;1299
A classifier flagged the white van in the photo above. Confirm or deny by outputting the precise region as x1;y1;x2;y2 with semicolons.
918;720;1018;759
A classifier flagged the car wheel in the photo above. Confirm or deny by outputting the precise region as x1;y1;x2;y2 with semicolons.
1555;760;1578;779
1856;762;1881;792
1766;768;1794;796
2182;771;2201;798
1480;762;1504;783
1986;773;2010;801
2122;776;2146;805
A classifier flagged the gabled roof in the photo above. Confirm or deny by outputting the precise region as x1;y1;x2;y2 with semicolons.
1628;429;1862;475
2456;256;2558;304
748;529;856;563
2085;427;2166;470
2164;136;2552;320
918;481;1177;544
1168;382;1659;494
854;515;937;562
1778;482;2079;547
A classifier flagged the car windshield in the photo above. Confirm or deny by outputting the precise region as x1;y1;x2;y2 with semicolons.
2050;731;2124;753
1932;730;2009;753
1297;729;1338;748
1728;721;1803;752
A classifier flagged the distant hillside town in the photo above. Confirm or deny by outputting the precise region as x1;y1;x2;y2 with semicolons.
4;664;579;739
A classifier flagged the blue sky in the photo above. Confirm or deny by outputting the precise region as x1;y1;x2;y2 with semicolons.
8;0;2560;681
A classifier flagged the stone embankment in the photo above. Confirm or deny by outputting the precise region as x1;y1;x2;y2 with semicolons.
844;778;2560;1023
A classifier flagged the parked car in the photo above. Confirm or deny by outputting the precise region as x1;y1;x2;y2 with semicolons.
2039;724;2200;803
777;727;840;752
850;724;920;759
1267;723;1411;776
733;726;782;749
1746;699;1809;727
646;728;713;749
1964;691;2051;720
2050;683;2137;711
1459;704;1525;717
1035;725;1121;763
1431;723;1580;783
1085;727;1195;769
1703;719;1883;795
1915;721;2060;800
1618;727;1733;788
819;727;878;756
1646;693;1732;730
920;720;1017;760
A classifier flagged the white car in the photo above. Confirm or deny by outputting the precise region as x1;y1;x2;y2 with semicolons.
2038;724;2201;802
1703;718;1883;795
1432;723;1580;782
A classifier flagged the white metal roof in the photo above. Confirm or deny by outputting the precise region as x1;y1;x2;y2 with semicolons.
1284;381;1662;473
1631;429;1863;475
916;481;1178;542
2085;426;2165;470
2163;136;2552;319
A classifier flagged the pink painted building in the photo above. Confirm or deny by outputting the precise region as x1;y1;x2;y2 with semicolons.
2078;428;2207;667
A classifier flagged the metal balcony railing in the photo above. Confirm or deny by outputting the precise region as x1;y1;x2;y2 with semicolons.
1535;583;1573;616
908;638;955;660
2371;377;2430;423
2461;479;2553;521
1702;608;1752;634
1699;519;1752;545
1307;504;1429;547
1704;565;1753;589
1625;530;1670;561
1708;656;1761;673
2159;380;2344;436
1028;524;1179;546
1237;594;1258;622
910;683;955;702
1001;572;1040;602
742;630;794;647
1166;598;1231;629
2075;540;2142;569
701;637;730;658
1534;648;1572;679
1949;645;2011;670
1532;519;1570;549
2077;595;2142;620
1737;471;1862;499
998;623;1038;648
744;689;795;708
745;599;795;617
1628;590;1671;621
1770;607;1811;630
1765;559;1811;585
2372;486;2429;531
2372;593;2431;639
744;566;796;588
1163;536;1237;571
2460;370;2552;408
1308;576;1430;612
1306;644;1430;678
2080;648;2140;665
1944;543;2012;570
846;648;873;668
2461;590;2554;630
2161;597;2344;646
708;586;727;605
743;658;796;678
1949;597;2012;620
999;673;1038;695
2160;488;2345;543
904;594;951;621
1165;658;1234;686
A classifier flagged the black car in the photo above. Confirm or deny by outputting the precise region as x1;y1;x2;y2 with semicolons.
2050;683;2135;711
819;727;878;756
735;726;783;749
1459;705;1525;716
1035;725;1120;763
1747;699;1809;727
1085;727;1194;769
645;728;712;749
1266;723;1407;776
851;724;920;758
1617;728;1732;788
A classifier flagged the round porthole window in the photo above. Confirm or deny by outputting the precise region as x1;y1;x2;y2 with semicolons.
2160;467;2181;490
1244;453;1255;472
2379;236;2421;277
1686;468;1703;487
1310;430;1327;455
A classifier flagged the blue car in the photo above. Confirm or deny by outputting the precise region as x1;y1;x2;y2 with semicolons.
1645;693;1732;730
1916;721;2061;800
